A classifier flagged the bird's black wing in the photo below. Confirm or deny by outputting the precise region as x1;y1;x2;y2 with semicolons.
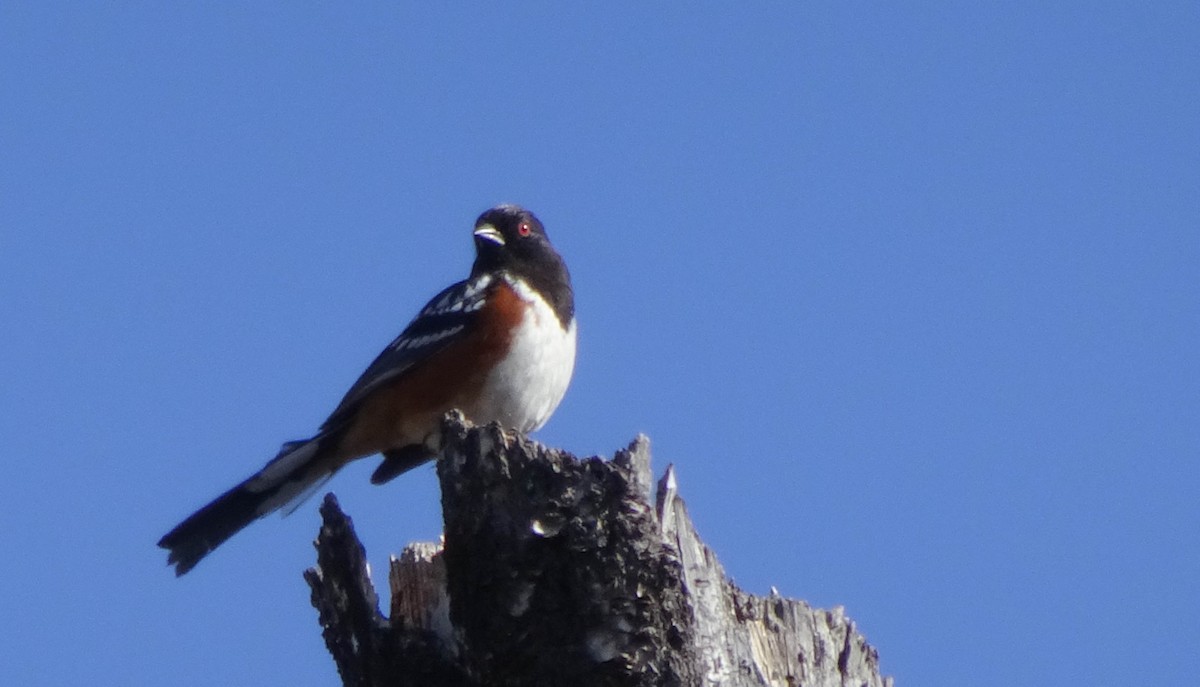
319;272;495;432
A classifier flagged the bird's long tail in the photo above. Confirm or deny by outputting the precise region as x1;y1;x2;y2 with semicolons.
158;437;334;576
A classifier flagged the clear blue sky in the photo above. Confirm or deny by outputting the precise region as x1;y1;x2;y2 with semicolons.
2;4;1197;685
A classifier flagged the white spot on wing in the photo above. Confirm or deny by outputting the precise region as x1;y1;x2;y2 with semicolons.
392;324;465;352
422;274;492;317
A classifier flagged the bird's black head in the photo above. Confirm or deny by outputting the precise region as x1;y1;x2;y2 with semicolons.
472;204;552;262
472;204;574;325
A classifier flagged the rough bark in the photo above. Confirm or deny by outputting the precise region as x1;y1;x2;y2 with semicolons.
306;413;892;687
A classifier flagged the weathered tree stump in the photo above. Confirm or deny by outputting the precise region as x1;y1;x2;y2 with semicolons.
306;414;892;687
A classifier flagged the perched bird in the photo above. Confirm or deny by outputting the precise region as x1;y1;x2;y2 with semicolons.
159;205;576;575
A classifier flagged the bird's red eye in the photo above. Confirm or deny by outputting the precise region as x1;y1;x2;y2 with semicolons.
518;222;532;237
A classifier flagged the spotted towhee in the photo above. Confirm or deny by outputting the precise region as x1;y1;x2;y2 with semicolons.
159;205;576;575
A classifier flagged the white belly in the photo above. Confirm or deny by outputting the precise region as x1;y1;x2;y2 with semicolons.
467;282;577;432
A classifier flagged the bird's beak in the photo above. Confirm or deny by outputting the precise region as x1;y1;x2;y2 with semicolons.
473;224;505;246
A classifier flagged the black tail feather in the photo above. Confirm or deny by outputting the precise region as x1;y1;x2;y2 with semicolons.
158;482;277;576
159;438;327;575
